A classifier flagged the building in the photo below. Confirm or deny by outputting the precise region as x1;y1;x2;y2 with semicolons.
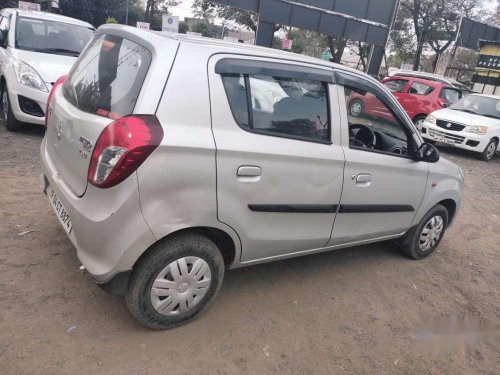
471;40;500;95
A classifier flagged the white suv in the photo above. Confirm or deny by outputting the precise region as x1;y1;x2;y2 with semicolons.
422;94;500;161
40;26;464;329
0;9;94;130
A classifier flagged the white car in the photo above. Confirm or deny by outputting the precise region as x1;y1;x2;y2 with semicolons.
422;94;500;161
0;9;94;131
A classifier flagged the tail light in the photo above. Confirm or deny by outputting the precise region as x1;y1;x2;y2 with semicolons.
45;75;66;128
87;115;163;189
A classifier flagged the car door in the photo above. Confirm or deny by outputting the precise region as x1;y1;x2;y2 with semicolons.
328;71;428;246
208;56;345;262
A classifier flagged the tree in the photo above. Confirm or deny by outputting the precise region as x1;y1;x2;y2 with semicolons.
144;0;179;29
191;0;280;34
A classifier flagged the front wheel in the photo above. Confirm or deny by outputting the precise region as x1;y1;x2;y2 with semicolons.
125;232;225;329
413;115;426;132
401;204;449;260
1;85;23;131
478;138;498;162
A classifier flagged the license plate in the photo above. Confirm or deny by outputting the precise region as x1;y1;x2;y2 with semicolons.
48;187;72;234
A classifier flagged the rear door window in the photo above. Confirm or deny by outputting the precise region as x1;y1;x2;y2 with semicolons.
62;34;152;119
383;79;408;93
221;73;330;143
408;82;434;95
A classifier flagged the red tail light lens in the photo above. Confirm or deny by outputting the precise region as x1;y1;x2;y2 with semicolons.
45;75;67;128
87;115;164;189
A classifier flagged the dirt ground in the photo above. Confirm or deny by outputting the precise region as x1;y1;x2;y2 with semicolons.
0;121;499;375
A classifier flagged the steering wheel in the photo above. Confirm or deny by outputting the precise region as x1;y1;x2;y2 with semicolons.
349;124;376;148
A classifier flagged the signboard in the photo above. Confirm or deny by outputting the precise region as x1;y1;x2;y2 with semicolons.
136;22;150;30
281;38;292;50
457;18;500;50
321;51;330;61
18;1;41;11
162;15;179;33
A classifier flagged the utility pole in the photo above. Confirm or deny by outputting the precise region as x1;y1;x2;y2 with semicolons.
125;0;129;25
47;0;52;13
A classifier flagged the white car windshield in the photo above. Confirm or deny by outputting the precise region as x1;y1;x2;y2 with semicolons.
16;17;94;56
451;95;500;120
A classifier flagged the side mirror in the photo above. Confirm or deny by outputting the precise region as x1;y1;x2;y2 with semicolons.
0;30;7;48
416;143;440;163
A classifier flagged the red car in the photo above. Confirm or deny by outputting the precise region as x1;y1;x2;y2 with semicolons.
348;76;468;129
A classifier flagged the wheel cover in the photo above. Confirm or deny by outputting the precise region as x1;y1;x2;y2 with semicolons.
415;118;425;129
2;91;8;122
350;102;362;116
419;215;444;252
150;256;212;316
486;142;496;160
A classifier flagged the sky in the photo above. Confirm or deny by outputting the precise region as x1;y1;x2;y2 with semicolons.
170;0;499;21
169;0;195;21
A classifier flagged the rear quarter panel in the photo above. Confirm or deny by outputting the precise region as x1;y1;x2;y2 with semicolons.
136;43;241;259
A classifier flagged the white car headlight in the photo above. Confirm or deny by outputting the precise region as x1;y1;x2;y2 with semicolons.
12;60;48;92
466;126;488;135
425;114;436;125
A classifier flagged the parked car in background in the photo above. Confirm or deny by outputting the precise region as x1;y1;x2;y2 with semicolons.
422;94;500;161
389;70;472;92
348;76;468;129
41;25;463;329
0;9;94;131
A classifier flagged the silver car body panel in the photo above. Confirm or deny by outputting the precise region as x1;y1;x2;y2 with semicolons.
40;25;464;281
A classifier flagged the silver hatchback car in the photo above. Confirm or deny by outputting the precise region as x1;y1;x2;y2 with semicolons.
41;25;464;329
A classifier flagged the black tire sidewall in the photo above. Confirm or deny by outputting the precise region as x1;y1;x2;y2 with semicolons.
405;205;449;260
2;85;22;131
480;139;497;161
125;233;225;329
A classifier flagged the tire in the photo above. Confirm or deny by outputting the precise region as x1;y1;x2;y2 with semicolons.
1;84;23;131
125;232;225;329
478;138;498;162
349;99;364;117
413;115;426;132
401;204;448;260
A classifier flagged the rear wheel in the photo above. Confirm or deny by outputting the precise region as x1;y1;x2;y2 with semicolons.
401;204;448;260
125;232;225;329
1;85;23;131
478;138;498;161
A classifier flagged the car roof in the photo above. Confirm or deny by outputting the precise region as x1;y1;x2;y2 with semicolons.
99;24;380;85
2;8;94;29
383;75;444;88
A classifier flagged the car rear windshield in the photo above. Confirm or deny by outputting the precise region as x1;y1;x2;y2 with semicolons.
62;34;152;119
16;16;94;56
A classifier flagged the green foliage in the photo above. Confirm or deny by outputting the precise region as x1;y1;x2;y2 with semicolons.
106;16;118;24
178;21;188;34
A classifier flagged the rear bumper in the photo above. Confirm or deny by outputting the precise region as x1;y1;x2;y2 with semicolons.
421;122;492;153
7;79;48;126
40;137;157;283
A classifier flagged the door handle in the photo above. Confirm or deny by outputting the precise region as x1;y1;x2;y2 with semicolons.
352;173;372;185
237;166;262;177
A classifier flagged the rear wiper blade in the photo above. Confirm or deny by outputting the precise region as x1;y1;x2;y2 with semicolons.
38;48;80;56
